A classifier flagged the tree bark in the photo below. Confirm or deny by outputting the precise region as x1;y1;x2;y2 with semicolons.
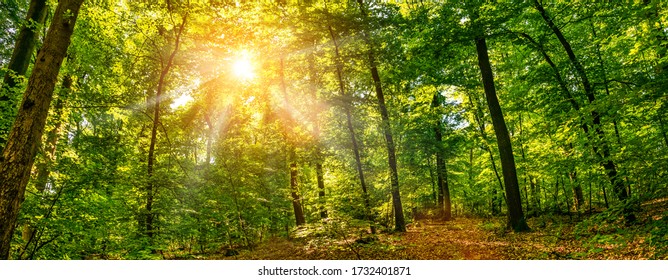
307;51;327;219
474;36;529;232
34;76;72;194
355;0;405;232
279;58;306;227
289;158;306;226
146;14;187;239
431;93;451;220
329;26;375;233
0;0;49;148
0;0;85;260
569;170;584;211
315;162;327;219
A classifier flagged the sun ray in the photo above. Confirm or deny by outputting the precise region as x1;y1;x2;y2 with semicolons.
232;53;255;80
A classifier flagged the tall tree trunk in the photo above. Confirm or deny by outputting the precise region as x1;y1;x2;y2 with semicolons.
0;0;49;148
0;0;85;259
146;14;188;239
570;175;582;212
474;36;529;232
289;154;306;226
355;0;405;232
431;93;451;220
517;113;533;215
315;162;327;219
19;75;71;260
279;58;306;227
590;21;623;145
307;51;327;219
34;76;72;193
427;155;437;203
329;26;375;233
467;92;505;210
534;0;633;223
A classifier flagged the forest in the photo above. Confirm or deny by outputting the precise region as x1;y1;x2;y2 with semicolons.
0;0;667;260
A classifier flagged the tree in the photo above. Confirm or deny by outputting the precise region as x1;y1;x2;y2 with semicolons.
0;0;48;148
432;92;452;220
0;0;86;259
329;25;376;233
355;0;406;232
474;35;529;232
533;0;634;223
145;9;188;240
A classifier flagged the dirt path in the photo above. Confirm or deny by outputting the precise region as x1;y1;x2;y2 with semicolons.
211;217;561;260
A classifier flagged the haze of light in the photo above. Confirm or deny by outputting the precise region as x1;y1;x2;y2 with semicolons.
232;57;255;80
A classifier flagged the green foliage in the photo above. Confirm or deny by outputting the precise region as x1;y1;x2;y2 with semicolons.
2;0;667;259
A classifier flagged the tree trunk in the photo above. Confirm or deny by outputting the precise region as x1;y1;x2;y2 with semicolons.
534;0;633;223
329;26;375;233
146;14;187;239
474;36;529;232
0;0;85;260
467;93;505;197
590;21;623;145
279;58;306;227
569;170;584;212
315;162;327;219
34;76;72;194
517;113;533;215
368;54;405;232
0;0;49;148
289;158;306;226
355;0;405;232
432;93;451;220
427;155;437;203
307;51;327;220
467;91;506;215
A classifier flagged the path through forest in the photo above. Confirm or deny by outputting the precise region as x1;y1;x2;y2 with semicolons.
200;215;659;260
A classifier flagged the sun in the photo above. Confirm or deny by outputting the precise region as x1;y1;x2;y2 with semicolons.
232;56;255;80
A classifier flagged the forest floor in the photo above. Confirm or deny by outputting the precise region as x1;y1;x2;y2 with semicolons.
208;217;663;260
173;199;668;260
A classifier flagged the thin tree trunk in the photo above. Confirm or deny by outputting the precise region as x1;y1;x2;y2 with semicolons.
0;0;49;148
146;14;188;239
534;0;633;223
659;115;668;147
602;182;609;208
22;77;72;257
307;51;327;219
289;157;306;226
431;93;451;220
531;178;540;214
427;155;437;203
517;113;533;216
355;0;405;232
590;21;623;145
0;0;85;259
474;36;529;232
204;113;213;165
468;94;505;210
34;76;72;193
553;179;560;213
561;176;572;216
329;26;375;233
468;146;474;189
279;58;306;227
569;170;584;212
315;162;327;219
